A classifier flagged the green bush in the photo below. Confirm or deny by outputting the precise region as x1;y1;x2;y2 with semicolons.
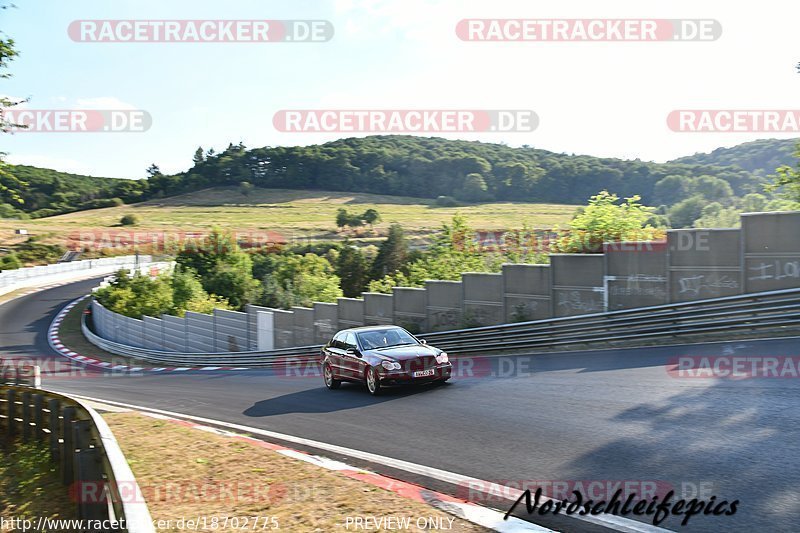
120;214;139;226
94;268;231;319
434;195;460;207
0;253;22;270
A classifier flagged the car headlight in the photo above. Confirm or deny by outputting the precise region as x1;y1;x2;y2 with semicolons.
436;352;449;364
381;360;401;370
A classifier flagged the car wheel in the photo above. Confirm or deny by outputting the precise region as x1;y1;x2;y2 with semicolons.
365;366;381;396
323;363;341;390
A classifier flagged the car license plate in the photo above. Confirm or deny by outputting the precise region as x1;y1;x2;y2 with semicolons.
413;369;435;378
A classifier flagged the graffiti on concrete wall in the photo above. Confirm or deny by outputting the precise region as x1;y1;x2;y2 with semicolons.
748;260;800;281
677;274;739;297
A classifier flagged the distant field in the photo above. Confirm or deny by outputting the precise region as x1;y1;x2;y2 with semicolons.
0;187;578;248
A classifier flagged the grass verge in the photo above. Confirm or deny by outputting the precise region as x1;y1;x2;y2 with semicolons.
103;411;490;532
57;298;151;368
0;440;76;525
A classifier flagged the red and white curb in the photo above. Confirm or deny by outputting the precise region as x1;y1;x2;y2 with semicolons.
133;410;552;532
47;296;254;374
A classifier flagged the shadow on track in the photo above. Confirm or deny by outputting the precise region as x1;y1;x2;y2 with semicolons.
243;381;450;417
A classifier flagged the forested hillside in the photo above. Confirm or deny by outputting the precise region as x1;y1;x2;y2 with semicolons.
670;138;798;176
0;164;138;218
163;136;770;206
2;136;798;221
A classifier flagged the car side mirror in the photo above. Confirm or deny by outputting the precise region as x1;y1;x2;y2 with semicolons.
346;348;358;356
419;339;427;345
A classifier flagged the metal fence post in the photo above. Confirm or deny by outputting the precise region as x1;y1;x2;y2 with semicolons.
21;390;31;442
32;393;45;440
5;389;16;444
48;398;61;460
61;406;76;485
72;420;107;521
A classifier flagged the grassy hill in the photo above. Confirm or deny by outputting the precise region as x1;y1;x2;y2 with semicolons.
0;187;577;249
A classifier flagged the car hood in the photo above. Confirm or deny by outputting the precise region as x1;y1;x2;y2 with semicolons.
366;344;439;361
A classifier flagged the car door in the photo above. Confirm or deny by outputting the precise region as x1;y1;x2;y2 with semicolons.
326;331;348;378
342;332;365;380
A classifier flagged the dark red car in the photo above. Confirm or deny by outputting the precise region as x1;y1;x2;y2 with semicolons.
321;325;452;395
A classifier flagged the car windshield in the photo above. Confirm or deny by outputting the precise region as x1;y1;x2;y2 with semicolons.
357;328;418;350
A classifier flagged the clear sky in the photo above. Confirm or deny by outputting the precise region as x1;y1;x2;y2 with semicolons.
1;0;798;178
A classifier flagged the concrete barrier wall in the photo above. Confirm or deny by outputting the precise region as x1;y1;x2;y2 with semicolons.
462;273;504;327
162;315;187;352
272;309;295;348
121;315;145;348
88;211;800;351
185;312;215;353
393;287;427;333
313;302;338;344
743;211;800;293
551;254;605;317
291;307;315;346
605;241;668;310
143;316;164;351
502;264;551;322
363;293;393;325
668;229;742;302
426;280;463;331
337;298;364;330
213;309;249;352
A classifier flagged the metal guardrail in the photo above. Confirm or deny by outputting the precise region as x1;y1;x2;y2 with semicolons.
1;363;41;388
0;382;154;532
80;287;800;367
0;255;153;291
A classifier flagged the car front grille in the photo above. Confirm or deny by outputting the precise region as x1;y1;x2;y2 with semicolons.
403;356;438;372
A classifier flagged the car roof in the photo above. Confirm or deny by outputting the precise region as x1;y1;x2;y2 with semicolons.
344;325;404;333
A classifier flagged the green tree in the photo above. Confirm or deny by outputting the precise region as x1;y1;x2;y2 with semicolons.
176;229;260;309
767;142;800;202
239;181;253;197
668;195;707;228
146;163;161;178
691;175;734;204
552;191;662;253
653;175;694;205
368;214;504;292
456;173;490;202
260;253;342;308
337;242;368;297
335;208;350;230
371;223;408;279
741;193;767;213
692;202;741;228
94;270;174;319
362;208;381;229
192;146;205;165
171;268;231;316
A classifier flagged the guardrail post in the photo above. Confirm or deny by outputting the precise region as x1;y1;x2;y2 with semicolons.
4;389;16;445
61;406;76;485
48;398;61;460
72;420;107;521
32;393;44;440
21;390;31;442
